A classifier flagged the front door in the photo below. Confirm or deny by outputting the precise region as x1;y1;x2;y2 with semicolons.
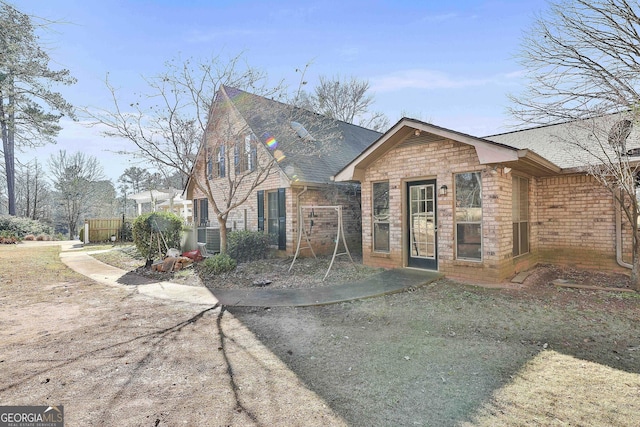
407;180;437;269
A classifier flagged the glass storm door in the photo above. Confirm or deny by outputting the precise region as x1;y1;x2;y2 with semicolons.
407;180;437;269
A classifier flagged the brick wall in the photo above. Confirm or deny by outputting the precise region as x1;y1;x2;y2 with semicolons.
192;156;362;256
189;93;364;257
359;134;631;282
291;184;362;256
362;136;510;280
534;174;630;271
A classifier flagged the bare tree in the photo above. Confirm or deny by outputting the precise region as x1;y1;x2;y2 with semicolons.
0;2;76;216
49;150;105;238
88;55;358;253
300;75;389;132
84;53;281;184
85;54;320;252
15;159;52;221
510;0;640;288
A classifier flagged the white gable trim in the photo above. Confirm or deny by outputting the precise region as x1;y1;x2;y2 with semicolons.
333;118;519;182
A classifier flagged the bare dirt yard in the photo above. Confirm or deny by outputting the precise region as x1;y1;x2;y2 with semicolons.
2;242;640;426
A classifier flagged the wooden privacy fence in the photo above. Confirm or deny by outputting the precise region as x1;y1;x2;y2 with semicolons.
85;218;132;242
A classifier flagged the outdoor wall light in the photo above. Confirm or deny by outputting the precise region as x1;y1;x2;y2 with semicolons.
414;129;421;136
439;185;448;196
503;167;512;174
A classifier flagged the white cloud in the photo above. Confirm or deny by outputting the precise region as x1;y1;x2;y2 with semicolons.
418;12;458;23
336;45;360;61
371;69;524;92
183;28;258;44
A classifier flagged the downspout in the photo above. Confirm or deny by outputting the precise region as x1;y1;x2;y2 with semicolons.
615;191;633;269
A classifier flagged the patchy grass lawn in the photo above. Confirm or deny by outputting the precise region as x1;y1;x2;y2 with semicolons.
0;244;346;426
84;244;640;425
228;280;640;426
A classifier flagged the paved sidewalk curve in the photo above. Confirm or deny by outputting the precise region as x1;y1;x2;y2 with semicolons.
53;241;443;307
56;243;218;306
207;268;443;307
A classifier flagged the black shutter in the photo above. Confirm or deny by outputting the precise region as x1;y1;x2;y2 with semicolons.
257;190;264;231
277;188;286;250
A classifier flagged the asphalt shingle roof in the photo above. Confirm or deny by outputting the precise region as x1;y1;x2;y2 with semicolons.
485;113;640;170
223;86;381;184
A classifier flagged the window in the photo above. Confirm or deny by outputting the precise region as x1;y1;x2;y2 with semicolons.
372;181;390;252
206;148;213;180
216;146;226;178
455;172;482;260
512;175;529;257
235;135;257;174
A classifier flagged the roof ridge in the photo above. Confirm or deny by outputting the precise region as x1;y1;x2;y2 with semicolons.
222;85;381;133
484;110;632;138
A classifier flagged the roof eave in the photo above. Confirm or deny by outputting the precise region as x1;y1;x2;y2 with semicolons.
334;118;521;182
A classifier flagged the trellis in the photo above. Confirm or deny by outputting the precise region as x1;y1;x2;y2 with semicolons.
289;205;354;281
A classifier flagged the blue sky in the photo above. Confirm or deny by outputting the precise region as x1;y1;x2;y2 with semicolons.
17;0;549;183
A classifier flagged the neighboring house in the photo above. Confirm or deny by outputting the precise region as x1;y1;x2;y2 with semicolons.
334;116;638;283
185;86;381;254
129;188;192;222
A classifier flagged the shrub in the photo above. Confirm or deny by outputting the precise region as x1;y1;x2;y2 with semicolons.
36;234;50;241
79;228;84;243
120;221;133;242
24;234;36;241
132;212;183;261
0;231;19;244
0;215;52;238
227;230;271;262
201;253;237;275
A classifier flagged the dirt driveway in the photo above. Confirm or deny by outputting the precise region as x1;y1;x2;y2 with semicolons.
2;242;640;426
0;243;345;426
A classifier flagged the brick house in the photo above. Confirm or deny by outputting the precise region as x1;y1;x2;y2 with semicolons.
333;116;637;283
185;86;381;254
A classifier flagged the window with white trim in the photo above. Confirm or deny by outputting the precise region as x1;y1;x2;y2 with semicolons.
235;135;257;174
455;172;482;260
512;175;529;257
216;146;225;178
372;181;390;252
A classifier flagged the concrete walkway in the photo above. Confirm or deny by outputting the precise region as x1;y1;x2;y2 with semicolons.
209;268;443;307
53;241;443;307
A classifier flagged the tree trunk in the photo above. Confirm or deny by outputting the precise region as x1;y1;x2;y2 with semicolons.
633;236;640;292
0;97;15;216
5;80;16;216
2;129;15;216
632;201;640;292
218;215;227;254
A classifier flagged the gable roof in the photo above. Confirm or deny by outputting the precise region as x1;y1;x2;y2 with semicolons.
222;86;382;185
333;117;561;182
485;113;640;170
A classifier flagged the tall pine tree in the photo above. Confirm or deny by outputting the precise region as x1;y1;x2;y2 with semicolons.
0;2;75;215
